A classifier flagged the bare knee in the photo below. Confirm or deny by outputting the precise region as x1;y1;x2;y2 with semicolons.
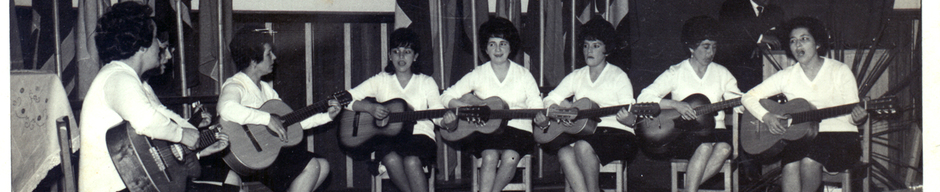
502;150;520;163
317;158;331;174
713;142;731;155
384;153;403;166
573;140;594;156
304;159;321;173
481;150;500;164
557;147;576;163
404;156;423;169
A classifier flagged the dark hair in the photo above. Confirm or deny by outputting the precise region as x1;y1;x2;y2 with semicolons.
478;17;522;60
95;1;155;64
579;15;620;54
778;17;831;59
384;28;423;74
230;25;275;72
680;15;721;50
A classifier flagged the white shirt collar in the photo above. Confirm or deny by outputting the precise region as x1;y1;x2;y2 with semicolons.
750;0;761;17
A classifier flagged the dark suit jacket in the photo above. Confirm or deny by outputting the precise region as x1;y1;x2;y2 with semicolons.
717;0;786;91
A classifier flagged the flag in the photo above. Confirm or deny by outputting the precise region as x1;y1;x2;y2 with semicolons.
198;0;234;93
522;0;565;87
73;0;111;99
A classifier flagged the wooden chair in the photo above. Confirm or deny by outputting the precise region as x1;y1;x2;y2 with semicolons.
471;154;532;192
564;160;629;192
670;112;741;192
371;152;436;192
55;117;77;192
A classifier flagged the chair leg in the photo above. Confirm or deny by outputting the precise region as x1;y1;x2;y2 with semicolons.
671;162;680;192
373;174;381;192
724;160;732;192
524;155;532;192
472;157;479;192
843;170;852;192
615;162;624;192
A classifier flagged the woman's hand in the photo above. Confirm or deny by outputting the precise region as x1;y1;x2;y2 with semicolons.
267;115;288;142
327;99;342;119
533;111;549;130
442;111;458;131
616;107;638;127
851;105;869;125
761;113;789;135
370;103;389;119
665;99;696;120
198;132;229;158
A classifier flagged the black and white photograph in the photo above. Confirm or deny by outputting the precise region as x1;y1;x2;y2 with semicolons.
1;0;929;191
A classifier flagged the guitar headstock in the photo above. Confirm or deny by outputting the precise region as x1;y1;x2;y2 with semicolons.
865;96;900;119
630;103;661;118
457;105;491;123
332;91;353;107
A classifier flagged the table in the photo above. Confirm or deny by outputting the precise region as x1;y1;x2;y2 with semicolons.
11;71;79;192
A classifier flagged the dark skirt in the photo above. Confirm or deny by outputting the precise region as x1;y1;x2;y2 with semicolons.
580;127;640;165
374;134;438;167
465;126;535;157
779;132;861;172
252;145;319;192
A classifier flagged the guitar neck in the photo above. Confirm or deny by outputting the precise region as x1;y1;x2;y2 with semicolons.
489;109;543;119
789;102;859;124
281;99;333;126
579;104;628;118
693;98;741;116
194;129;220;150
387;109;453;122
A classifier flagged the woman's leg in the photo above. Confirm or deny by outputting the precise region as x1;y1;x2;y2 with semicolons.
315;158;330;190
383;152;413;192
572;141;600;192
223;170;243;192
557;146;586;192
479;149;500;192
699;142;731;184
287;159;323;192
781;160;802;192
799;158;824;192
404;156;429;192
492;149;521;192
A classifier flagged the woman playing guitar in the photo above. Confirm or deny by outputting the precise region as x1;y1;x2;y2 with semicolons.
345;28;454;192
532;16;638;192
741;17;868;192
636;16;743;192
440;17;543;192
217;26;340;192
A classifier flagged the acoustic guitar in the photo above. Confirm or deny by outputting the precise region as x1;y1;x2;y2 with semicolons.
438;95;567;142
637;94;741;154
106;122;219;192
741;97;898;158
338;98;489;148
220;91;351;175
533;98;661;145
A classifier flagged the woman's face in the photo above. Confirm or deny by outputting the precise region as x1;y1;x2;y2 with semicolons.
140;28;163;73
583;40;607;67
690;39;717;65
485;37;511;64
253;43;277;75
788;27;818;63
390;47;417;74
156;40;173;74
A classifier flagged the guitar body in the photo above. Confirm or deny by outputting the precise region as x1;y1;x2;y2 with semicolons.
637;94;716;154
534;98;599;144
220;100;304;175
106;122;200;192
339;98;411;148
440;96;508;142
741;98;819;158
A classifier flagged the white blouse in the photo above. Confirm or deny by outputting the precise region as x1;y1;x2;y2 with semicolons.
637;59;742;128
441;61;544;132
542;63;636;132
742;58;859;132
347;72;445;139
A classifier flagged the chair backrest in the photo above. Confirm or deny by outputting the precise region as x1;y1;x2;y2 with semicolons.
56;116;77;192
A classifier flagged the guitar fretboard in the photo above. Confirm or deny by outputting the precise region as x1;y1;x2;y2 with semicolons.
387;109;453;122
693;98;742;116
488;109;543;119
789;102;860;124
282;99;335;126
